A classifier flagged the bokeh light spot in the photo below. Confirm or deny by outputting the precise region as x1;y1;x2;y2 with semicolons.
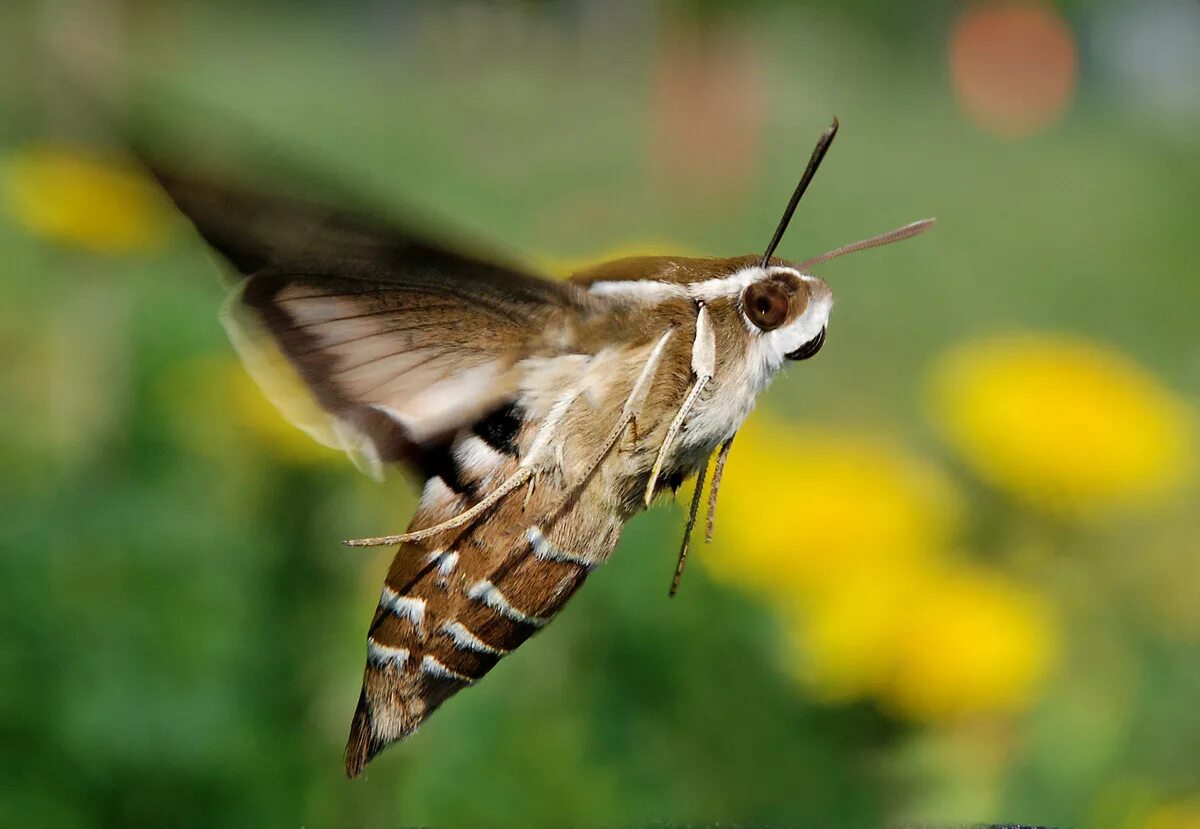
949;2;1078;137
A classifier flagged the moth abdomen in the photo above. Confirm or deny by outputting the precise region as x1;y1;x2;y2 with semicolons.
345;472;617;776
143;118;936;778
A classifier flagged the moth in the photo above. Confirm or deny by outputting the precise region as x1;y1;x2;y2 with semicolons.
148;118;932;776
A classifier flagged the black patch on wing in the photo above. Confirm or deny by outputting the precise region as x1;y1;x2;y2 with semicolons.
473;402;522;456
417;444;475;497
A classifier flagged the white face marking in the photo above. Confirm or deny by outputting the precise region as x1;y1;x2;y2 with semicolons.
687;266;832;454
466;580;549;627
366;637;410;670
379;588;427;630
420;654;474;683
756;271;833;371
526;526;597;569
574;265;833;476
440;620;507;655
587;267;830;377
683;264;832;372
685;266;768;303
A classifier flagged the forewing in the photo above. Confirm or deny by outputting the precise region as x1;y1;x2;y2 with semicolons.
151;167;586;474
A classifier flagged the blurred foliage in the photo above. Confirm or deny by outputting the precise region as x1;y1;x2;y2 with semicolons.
1;1;1199;827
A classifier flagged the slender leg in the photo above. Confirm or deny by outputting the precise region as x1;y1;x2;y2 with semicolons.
705;434;735;542
669;453;710;597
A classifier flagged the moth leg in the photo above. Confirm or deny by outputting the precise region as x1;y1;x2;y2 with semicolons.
643;375;708;506
459;327;679;595
346;380;587;547
644;303;716;506
344;465;534;546
522;472;537;510
624;415;643;453
525;386;581;464
347;328;674;547
569;327;675;491
669;451;711;597
704;434;736;542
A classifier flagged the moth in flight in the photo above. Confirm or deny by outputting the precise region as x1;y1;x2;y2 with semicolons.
147;118;933;776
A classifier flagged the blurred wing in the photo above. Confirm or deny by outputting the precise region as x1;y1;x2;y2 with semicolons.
151;167;586;476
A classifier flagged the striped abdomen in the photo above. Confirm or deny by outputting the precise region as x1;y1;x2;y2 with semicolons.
344;413;621;776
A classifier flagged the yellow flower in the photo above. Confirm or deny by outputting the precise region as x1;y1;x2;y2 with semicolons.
929;333;1194;512
3;145;169;254
782;563;929;703
1134;799;1200;829
882;563;1058;720
701;415;960;598
783;561;1058;718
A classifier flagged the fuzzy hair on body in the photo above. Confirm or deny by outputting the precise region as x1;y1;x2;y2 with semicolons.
143;117;932;776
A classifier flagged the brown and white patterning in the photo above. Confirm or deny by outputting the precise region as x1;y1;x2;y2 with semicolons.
146;118;933;776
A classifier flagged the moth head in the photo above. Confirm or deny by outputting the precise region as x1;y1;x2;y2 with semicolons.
747;117;934;363
739;268;831;361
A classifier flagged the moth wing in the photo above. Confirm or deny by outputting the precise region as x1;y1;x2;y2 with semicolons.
150;167;587;476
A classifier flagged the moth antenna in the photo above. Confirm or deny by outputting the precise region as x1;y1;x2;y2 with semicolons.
761;117;840;267
798;218;936;270
670;453;711;597
704;434;736;543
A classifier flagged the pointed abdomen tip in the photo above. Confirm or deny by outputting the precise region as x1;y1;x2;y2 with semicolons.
344;693;375;779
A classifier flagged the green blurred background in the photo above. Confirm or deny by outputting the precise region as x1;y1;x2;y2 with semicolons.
1;1;1198;827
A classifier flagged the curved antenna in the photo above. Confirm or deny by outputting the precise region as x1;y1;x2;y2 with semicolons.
798;218;936;270
760;117;839;267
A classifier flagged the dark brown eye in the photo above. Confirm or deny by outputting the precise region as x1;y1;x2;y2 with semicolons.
743;281;790;331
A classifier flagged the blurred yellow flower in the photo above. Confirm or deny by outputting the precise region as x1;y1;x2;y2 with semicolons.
3;145;169;254
1134;799;1200;829
701;415;960;598
783;561;1058;718
782;564;929;703
929;333;1194;512
882;563;1058;720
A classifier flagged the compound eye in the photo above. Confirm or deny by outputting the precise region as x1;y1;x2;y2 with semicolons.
743;281;790;331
